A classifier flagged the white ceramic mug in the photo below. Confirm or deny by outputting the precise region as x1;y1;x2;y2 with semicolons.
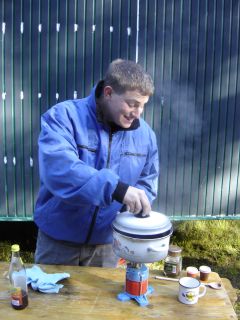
178;277;206;305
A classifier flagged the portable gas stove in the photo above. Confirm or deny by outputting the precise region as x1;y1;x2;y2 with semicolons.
112;210;173;307
117;263;154;307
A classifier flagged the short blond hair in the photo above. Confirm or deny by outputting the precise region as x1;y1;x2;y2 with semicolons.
104;59;154;96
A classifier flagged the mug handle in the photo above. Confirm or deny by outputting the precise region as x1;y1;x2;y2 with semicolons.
198;284;207;298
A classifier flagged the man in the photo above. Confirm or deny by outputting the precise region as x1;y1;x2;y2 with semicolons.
34;59;159;267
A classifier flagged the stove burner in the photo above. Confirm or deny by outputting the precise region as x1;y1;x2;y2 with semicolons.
117;263;154;307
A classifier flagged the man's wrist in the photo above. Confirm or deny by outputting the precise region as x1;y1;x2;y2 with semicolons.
112;181;129;203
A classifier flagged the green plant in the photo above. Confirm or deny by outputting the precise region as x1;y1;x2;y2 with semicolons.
0;241;34;263
170;220;240;268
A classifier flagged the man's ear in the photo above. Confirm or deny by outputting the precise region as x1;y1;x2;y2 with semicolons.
103;86;113;98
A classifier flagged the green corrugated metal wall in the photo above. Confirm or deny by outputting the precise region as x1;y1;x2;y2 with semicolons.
0;0;240;220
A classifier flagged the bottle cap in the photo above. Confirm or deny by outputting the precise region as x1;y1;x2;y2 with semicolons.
11;244;20;252
168;245;182;257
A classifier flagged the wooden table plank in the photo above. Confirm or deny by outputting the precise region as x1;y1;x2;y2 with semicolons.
0;263;237;319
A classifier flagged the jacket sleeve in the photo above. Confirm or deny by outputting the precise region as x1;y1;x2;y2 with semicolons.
134;130;159;204
38;102;119;207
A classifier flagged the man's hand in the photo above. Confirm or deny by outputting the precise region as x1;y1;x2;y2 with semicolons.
122;186;151;216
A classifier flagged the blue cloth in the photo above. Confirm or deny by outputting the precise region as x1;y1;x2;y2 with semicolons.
26;265;70;293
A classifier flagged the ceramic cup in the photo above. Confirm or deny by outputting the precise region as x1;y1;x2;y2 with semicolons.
199;265;211;281
186;266;199;278
178;277;206;305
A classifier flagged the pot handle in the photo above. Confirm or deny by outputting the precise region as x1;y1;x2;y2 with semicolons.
147;244;167;252
134;212;149;218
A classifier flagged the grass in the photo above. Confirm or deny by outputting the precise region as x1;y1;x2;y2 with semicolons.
0;241;34;264
1;220;240;317
171;220;240;281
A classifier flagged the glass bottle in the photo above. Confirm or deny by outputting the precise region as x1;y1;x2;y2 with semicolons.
9;244;28;310
164;245;182;277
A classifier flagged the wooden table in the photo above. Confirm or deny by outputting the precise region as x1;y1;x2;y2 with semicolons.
0;262;237;319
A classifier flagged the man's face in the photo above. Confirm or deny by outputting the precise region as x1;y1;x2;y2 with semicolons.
103;86;149;128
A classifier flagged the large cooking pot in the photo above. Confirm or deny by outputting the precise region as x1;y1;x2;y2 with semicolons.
112;211;173;263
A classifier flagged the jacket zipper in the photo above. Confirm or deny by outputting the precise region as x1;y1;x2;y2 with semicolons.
121;151;147;157
106;131;113;168
85;130;113;244
77;144;97;153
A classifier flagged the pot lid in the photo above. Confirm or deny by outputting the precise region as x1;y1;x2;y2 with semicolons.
112;210;172;238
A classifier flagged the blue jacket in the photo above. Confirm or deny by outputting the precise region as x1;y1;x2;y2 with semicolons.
34;87;159;244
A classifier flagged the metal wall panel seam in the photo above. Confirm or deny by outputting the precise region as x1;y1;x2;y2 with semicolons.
117;0;122;58
232;1;240;216
138;0;148;120
175;0;187;216
210;0;225;216
143;0;148;75
56;0;60;102
151;0;162;174
197;0;210;216
220;0;234;216
172;0;184;217
128;1;137;62
193;0;202;215
37;0;42;130
20;0;26;216
189;0;201;217
150;0;157;129
46;0;50;107
109;0;113;62
127;0;131;60
119;0;131;60
183;0;195;216
1;0;9;217
82;0;86;96
201;0;215;216
111;0;121;60
184;0;197;217
165;0;175;216
29;0;35;216
214;0;230;215
149;0;159;214
91;0;96;87
157;0;167;212
158;0;171;214
97;0;104;80
11;0;17;216
73;0;78;96
229;0;240;216
226;2;240;215
203;0;217;216
119;0;122;57
83;0;93;95
100;0;104;77
135;0;139;62
64;0;69;100
13;0;23;218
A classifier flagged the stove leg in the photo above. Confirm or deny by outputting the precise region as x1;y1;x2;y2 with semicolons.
134;295;149;307
117;292;131;302
147;285;154;294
